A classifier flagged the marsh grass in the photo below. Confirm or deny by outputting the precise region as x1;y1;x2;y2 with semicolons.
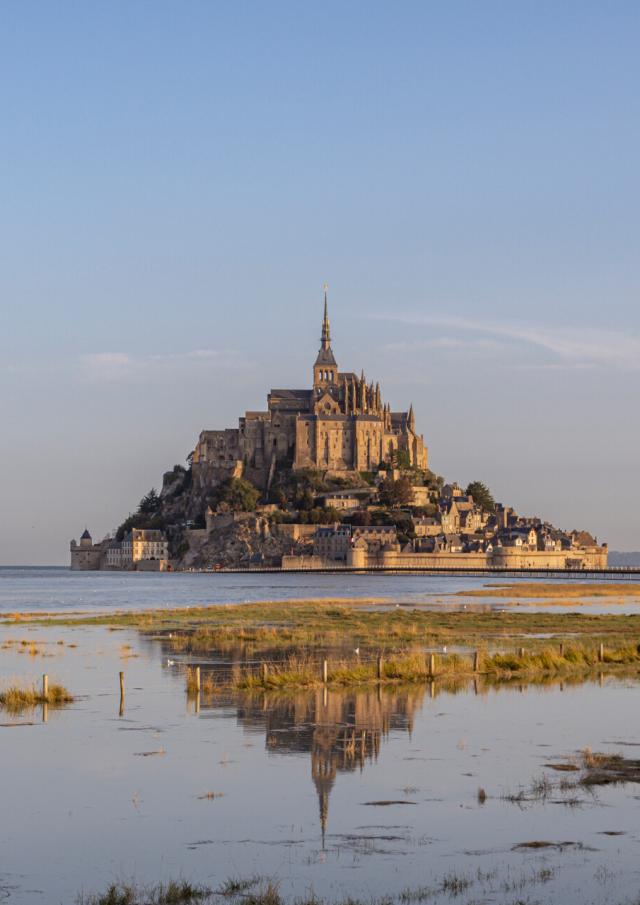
16;599;640;654
504;746;640;812
77;867;636;905
218;876;261;896
464;582;640;599
77;879;211;905
578;747;640;786
243;882;282;905
0;682;73;712
185;669;218;696
440;873;472;896
193;639;640;692
239;656;323;689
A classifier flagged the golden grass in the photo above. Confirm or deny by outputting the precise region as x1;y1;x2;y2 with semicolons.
147;604;640;660
186;669;217;695
193;640;640;692
463;582;640;599
11;597;640;655
0;682;74;712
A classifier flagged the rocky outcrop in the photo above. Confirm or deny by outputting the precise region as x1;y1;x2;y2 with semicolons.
179;515;311;569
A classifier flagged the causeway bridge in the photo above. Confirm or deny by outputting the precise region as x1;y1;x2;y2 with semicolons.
209;566;640;580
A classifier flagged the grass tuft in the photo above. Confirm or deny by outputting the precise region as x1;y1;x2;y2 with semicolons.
0;682;73;712
77;880;210;905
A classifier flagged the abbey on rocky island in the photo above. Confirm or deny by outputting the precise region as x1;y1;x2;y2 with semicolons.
192;292;428;488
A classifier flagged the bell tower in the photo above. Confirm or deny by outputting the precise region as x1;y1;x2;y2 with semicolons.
313;286;338;392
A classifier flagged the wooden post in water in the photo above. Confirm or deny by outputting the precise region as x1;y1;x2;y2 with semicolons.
429;653;436;678
518;647;525;659
42;675;49;723
473;651;480;673
559;642;565;657
377;656;383;680
322;659;328;684
194;666;201;693
261;662;268;682
119;671;125;716
599;643;605;663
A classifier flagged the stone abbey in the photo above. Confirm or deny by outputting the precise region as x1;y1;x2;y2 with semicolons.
71;290;608;572
192;292;428;487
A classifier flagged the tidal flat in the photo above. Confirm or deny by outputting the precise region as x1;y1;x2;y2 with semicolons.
2;594;640;905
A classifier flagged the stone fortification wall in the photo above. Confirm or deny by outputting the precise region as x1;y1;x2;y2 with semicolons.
275;523;318;542
281;555;336;570
346;546;608;570
70;545;103;570
136;559;169;571
347;548;490;569
491;546;608;569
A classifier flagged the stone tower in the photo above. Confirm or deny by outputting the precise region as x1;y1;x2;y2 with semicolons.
313;287;338;391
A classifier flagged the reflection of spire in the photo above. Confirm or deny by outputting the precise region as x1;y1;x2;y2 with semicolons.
206;680;428;850
311;731;337;850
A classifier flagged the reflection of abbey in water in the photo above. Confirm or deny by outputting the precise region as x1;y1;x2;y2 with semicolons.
233;686;426;844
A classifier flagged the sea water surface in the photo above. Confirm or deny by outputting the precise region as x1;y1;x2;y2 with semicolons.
1;621;640;905
2;567;640;615
2;569;640;904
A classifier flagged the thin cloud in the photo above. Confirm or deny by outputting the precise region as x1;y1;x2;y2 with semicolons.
79;348;247;383
80;352;133;382
373;312;640;370
384;336;503;353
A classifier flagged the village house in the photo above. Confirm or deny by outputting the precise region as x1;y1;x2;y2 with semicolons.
71;527;169;571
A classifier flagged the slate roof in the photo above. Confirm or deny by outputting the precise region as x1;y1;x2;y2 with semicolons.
269;389;313;401
314;347;337;366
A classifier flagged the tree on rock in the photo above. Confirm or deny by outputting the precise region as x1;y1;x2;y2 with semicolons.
390;449;411;469
210;477;260;513
379;474;414;508
465;481;495;512
138;488;161;514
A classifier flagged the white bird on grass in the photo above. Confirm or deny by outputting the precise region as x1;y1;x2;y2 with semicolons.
354;647;360;656
167;659;175;666
442;646;447;654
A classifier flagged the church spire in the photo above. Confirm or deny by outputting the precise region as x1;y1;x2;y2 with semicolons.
321;284;331;350
314;285;337;379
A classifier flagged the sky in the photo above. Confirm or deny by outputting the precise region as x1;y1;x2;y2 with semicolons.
1;1;639;564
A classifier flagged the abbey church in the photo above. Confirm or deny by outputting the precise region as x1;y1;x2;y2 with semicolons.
192;292;428;487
